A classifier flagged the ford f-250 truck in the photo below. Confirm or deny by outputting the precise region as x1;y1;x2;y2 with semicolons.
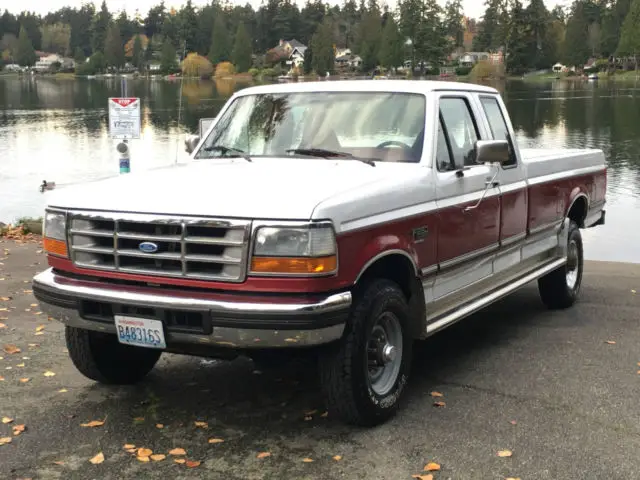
33;80;606;427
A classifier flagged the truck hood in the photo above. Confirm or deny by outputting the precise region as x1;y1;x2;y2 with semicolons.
46;158;399;220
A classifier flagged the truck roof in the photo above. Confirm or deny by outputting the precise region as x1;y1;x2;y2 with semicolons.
233;79;499;96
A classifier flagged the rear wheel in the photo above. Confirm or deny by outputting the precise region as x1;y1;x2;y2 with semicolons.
538;220;584;309
318;279;412;426
65;326;161;385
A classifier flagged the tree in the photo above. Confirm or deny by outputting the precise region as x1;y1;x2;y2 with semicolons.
41;23;71;56
182;52;214;77
232;23;253;72
358;8;381;71
74;46;85;65
15;25;36;66
91;0;111;53
303;42;313;73
132;34;144;70
144;1;166;39
208;15;231;64
378;15;402;71
104;23;124;68
178;0;198;52
160;37;178;73
563;1;591;67
473;0;503;52
444;0;464;50
0;33;17;58
311;17;334;74
617;0;640;67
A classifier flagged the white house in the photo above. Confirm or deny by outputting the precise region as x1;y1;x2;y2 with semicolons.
34;54;62;71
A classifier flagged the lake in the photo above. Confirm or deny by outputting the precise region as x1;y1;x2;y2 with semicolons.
1;76;637;263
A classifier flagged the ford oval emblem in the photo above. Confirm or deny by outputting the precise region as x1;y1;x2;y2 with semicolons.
139;242;159;254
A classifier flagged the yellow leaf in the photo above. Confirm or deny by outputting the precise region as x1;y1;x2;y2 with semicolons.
208;438;224;444
16;363;25;368
302;458;313;463
606;340;616;345
0;376;4;381
53;461;65;466
174;458;186;464
412;475;434;480
2;417;13;424
3;344;20;355
123;444;136;450
30;304;37;307
433;401;446;407
34;332;44;336
0;323;6;329
257;452;271;459
424;462;441;471
44;371;55;377
430;391;444;397
497;450;513;458
136;455;150;462
150;454;166;461
333;455;342;461
0;437;12;446
194;421;208;428
13;424;25;436
126;448;137;454
133;417;144;422
19;378;30;383
137;448;153;457
34;312;43;316
155;423;164;429
169;448;186;456
58;388;68;393
80;419;105;428
0;297;10;301
35;325;45;332
89;452;105;464
186;460;201;468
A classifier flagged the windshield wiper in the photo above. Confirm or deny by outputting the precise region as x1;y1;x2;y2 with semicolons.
286;148;376;167
203;145;252;162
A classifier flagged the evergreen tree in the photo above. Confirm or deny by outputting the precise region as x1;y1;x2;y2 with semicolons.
104;23;124;68
444;0;464;49
563;1;591;67
232;23;253;72
15;25;36;66
208;15;230;64
178;0;198;52
617;0;640;64
91;0;111;53
358;8;381;71
310;17;334;74
132;34;144;70
473;0;502;51
160;37;178;73
378;15;401;71
74;46;86;65
303;42;313;73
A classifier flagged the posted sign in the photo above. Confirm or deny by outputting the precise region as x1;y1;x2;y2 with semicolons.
108;97;141;139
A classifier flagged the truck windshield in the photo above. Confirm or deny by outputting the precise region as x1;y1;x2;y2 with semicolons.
194;91;427;164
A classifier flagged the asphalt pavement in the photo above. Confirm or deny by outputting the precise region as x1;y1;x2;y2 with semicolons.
1;239;639;480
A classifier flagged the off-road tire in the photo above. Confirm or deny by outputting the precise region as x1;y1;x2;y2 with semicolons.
65;326;161;384
538;220;584;309
318;279;413;427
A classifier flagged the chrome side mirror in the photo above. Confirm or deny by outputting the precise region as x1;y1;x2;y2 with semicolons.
185;134;200;154
475;140;510;165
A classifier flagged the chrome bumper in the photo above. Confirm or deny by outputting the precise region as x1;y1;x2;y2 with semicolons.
32;268;351;349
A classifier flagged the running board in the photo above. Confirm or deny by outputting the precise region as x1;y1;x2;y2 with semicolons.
425;257;567;336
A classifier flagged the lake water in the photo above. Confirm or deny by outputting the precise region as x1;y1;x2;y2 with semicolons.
1;76;638;263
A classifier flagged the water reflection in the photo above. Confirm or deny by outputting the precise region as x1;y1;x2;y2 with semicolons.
0;77;638;263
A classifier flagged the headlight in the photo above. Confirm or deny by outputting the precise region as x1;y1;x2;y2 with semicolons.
43;210;68;257
250;223;337;276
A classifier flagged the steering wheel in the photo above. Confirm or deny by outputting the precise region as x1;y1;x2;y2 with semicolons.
376;140;412;149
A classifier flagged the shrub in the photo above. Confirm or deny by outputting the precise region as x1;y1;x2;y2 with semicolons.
214;61;236;78
249;67;260;77
470;60;505;81
182;53;214;79
261;67;276;77
455;66;473;76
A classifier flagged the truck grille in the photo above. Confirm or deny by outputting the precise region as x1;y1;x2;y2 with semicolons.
67;211;251;282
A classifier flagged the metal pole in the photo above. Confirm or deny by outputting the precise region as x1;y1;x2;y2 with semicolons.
119;75;129;173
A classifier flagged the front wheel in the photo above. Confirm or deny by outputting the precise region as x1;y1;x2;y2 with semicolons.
318;279;413;427
65;326;161;385
538;219;584;309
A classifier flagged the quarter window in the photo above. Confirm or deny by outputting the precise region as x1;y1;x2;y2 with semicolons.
438;98;480;169
480;96;517;166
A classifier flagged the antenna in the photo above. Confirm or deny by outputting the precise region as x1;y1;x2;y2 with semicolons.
175;40;187;165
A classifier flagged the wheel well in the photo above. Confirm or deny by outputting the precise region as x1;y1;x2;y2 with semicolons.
567;195;588;228
356;254;426;338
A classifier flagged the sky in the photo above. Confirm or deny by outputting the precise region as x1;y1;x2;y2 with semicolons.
5;0;570;22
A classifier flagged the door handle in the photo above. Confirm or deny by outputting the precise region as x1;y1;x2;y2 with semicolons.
485;180;500;188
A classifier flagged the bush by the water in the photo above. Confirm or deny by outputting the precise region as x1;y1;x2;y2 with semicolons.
249;68;260;77
214;61;236;78
455;66;473;76
182;53;214;79
470;60;505;81
260;67;277;77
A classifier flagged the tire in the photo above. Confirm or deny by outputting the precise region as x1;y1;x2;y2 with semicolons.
538;219;584;309
65;326;161;385
318;279;413;427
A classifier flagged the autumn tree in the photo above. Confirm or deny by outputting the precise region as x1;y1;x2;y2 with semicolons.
232;23;252;72
182;52;214;77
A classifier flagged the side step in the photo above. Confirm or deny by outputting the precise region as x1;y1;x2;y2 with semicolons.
425;257;567;336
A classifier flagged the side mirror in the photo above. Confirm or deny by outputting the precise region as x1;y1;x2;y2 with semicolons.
475;140;510;165
199;117;216;139
185;134;200;154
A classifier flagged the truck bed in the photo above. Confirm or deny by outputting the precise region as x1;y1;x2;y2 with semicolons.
520;148;606;180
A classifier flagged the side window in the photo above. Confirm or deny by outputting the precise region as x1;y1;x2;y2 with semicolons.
480;96;517;167
439;97;480;168
436;116;454;172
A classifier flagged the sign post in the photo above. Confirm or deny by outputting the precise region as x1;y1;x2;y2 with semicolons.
108;97;140;174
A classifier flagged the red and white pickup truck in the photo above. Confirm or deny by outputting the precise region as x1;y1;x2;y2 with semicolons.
33;80;606;426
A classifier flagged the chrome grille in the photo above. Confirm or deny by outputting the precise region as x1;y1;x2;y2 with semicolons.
68;212;251;282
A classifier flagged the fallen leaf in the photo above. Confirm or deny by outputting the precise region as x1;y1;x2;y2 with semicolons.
80;419;105;428
89;452;104;464
194;421;208;428
433;401;446;407
505;478;522;480
34;332;44;336
16;363;25;368
137;448;153;457
257;452;271;459
321;411;329;418
174;458;186;464
52;461;65;466
0;437;12;446
302;458;313;463
411;475;434;480
23;290;32;294
208;438;224;444
305;409;318;416
169;448;186;456
19;378;30;383
606;340;616;345
497;450;513;458
27;344;39;348
136;455;150;462
126;448;137;454
13;424;25;436
35;325;45;332
44;371;55;377
0;377;4;381
430;391;444;397
30;304;37;307
2;417;13;424
424;462;441;471
150;454;166;461
123;444;136;450
333;455;342;461
304;416;312;421
133;417;144;422
0;297;10;301
58;388;68;393
0;324;6;329
3;344;20;354
186;460;201;468
0;308;6;312
510;420;517;425
155;423;164;429
34;312;42;316
632;290;637;294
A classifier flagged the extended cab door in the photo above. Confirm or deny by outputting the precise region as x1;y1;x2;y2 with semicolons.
432;93;501;298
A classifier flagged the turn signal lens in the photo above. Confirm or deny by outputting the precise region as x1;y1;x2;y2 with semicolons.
43;238;68;257
250;255;337;275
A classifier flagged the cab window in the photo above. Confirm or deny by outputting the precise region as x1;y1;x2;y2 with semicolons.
480;96;517;167
438;97;480;169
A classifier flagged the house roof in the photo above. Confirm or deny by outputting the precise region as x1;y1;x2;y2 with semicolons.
287;39;306;49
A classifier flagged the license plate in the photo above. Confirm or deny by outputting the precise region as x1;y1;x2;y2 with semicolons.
114;315;166;349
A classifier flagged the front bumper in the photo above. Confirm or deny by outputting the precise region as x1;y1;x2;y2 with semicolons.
32;268;351;349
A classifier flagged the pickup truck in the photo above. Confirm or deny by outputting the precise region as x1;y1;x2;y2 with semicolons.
33;80;607;427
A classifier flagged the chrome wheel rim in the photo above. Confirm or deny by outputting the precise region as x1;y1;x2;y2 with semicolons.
566;239;579;289
367;312;403;396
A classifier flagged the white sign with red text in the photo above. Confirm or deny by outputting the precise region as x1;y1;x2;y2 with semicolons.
108;97;141;139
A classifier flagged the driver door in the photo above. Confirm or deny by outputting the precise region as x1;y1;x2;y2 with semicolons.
433;94;500;299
